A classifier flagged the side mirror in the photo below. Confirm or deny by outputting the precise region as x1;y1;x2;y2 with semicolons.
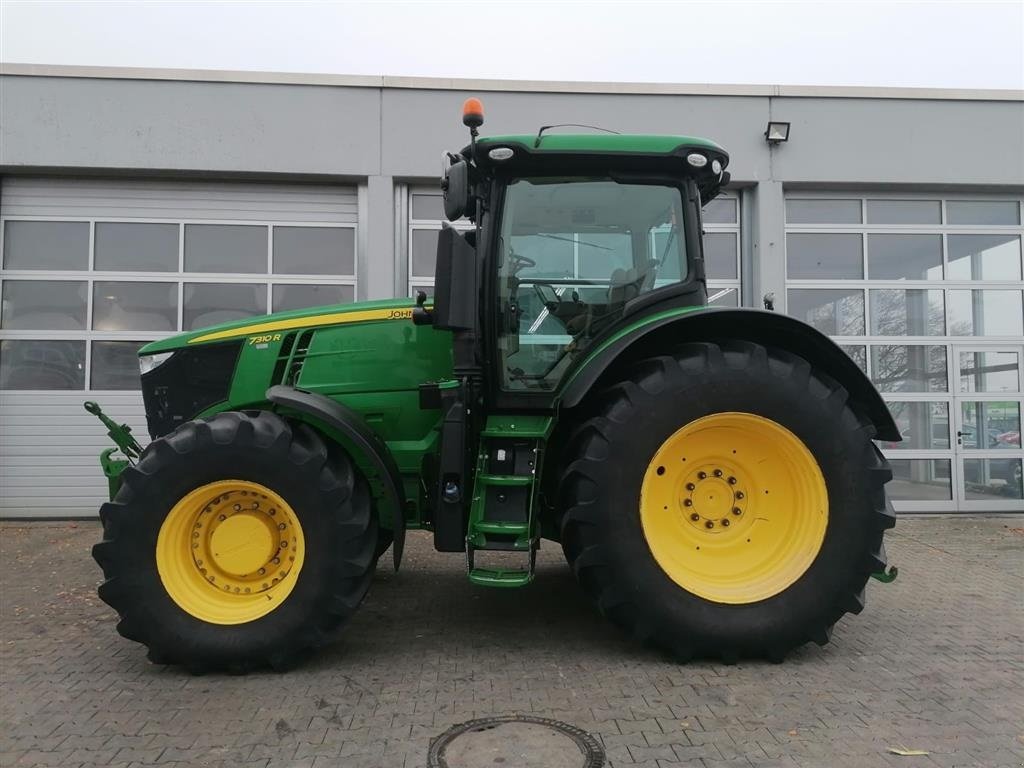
442;159;470;222
432;223;477;331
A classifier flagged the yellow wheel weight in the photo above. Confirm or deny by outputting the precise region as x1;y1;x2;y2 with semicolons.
639;412;828;604
156;480;305;624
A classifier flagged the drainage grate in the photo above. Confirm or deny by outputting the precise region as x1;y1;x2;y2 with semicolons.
427;714;605;768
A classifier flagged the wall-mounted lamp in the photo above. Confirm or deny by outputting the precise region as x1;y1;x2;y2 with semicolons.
765;121;791;144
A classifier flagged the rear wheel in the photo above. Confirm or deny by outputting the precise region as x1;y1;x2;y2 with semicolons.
93;411;377;672
559;341;895;662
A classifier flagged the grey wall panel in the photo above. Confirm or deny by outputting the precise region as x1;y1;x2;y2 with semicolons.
380;89;771;181
0;391;146;517
770;98;1024;186
1;177;358;223
0;76;382;177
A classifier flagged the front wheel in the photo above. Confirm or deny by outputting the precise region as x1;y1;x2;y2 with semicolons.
559;342;895;662
93;411;378;672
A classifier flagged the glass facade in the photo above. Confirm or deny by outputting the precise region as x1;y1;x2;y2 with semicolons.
785;195;1024;511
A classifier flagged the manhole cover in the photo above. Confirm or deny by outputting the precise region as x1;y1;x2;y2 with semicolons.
427;714;605;768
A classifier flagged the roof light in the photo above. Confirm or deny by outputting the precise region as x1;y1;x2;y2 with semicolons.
686;153;708;168
765;121;791;144
711;159;722;174
488;147;514;161
462;97;484;129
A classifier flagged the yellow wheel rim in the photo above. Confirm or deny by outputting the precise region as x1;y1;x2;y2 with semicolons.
156;480;305;625
640;412;828;604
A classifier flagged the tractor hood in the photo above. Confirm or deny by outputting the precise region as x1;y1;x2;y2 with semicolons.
139;298;420;355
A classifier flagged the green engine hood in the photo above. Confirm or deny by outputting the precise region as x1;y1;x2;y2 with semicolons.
139;298;420;355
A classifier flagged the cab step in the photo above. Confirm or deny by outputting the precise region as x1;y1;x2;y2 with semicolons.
468;566;534;588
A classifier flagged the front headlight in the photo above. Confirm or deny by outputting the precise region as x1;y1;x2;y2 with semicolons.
139;351;174;376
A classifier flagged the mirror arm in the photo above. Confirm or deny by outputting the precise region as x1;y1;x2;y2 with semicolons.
412;291;435;326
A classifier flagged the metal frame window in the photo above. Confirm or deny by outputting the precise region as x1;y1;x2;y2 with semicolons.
402;186;742;304
784;192;1024;512
0;216;357;392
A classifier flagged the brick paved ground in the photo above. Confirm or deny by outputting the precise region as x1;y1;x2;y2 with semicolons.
1;516;1022;768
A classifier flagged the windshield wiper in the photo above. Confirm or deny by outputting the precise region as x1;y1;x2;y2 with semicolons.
533;233;614;251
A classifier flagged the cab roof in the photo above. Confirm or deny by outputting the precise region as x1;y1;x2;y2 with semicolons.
468;133;730;201
478;133;726;156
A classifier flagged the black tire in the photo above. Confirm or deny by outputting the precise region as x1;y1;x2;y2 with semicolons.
93;410;378;672
558;341;895;662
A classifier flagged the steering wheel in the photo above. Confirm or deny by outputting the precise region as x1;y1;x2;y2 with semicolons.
509;251;536;271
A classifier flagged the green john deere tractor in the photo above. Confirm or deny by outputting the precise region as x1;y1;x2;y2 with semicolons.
88;99;897;672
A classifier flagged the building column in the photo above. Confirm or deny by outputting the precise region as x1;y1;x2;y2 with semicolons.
362;175;396;300
749;180;786;313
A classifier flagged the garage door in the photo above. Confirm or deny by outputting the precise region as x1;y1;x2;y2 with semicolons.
0;177;358;518
783;193;1024;512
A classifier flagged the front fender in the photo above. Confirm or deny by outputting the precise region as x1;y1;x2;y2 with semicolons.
559;307;899;442
266;385;407;569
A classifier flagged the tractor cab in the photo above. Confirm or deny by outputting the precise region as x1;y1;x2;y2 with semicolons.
421;101;731;410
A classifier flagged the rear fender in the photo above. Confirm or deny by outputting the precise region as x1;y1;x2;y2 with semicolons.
559;307;899;442
266;385;407;569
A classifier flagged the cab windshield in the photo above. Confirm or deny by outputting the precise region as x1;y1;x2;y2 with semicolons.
497;177;688;391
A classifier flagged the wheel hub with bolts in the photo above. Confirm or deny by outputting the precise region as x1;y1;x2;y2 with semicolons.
682;464;747;532
194;488;298;595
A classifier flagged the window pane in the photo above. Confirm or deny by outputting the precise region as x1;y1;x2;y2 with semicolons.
704;233;737;279
0;339;85;390
183;283;267;330
881;401;950;449
959;401;1021;450
184;224;267;273
90;340;146;390
2;220;89;270
94;222;178;272
867;234;943;280
411;229;439;278
787;288;865;336
870;345;948;392
1;280;87;330
869;289;945;336
272;284;354;312
702;198;737;224
273;227;354;276
786;233;863;278
958;351;1019;393
948;290;1024;336
866;199;941;225
947;234;1021;281
707;286;738;307
963;458;1023;500
840;345;867;373
92;281;177;332
785;199;861;224
579;233;632;279
412;194;445;221
888;459;952;501
410;284;433;298
947;200;1020;226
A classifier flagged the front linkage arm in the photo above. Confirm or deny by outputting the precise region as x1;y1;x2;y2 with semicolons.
84;401;145;499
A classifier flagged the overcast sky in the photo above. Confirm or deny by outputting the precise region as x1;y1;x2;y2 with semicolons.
2;0;1022;90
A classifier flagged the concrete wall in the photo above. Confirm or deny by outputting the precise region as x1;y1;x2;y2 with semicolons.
4;69;1022;186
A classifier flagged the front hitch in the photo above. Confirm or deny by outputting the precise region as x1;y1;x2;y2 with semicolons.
84;401;145;499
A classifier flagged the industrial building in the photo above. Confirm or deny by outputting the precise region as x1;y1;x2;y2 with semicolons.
1;63;1022;516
